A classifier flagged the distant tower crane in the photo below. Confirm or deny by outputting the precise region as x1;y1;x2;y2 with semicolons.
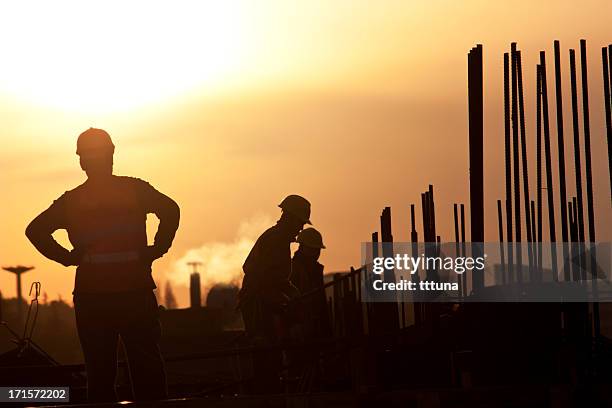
2;265;34;303
2;265;34;322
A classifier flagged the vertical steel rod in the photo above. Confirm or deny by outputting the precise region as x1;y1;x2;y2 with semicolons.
454;204;463;294
554;40;570;281
602;46;612;202
580;39;599;338
468;45;485;290
580;40;595;244
569;49;586;247
517;50;534;281
540;51;559;281
497;200;506;284
460;204;467;295
511;43;522;282
504;52;514;281
530;200;537;278
410;204;421;325
536;64;544;277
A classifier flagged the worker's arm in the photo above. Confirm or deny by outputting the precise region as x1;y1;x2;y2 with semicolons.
243;234;294;305
25;197;80;267
139;181;180;262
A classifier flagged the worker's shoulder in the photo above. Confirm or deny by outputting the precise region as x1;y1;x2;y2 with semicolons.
59;176;153;201
114;175;153;188
57;181;88;201
254;225;287;247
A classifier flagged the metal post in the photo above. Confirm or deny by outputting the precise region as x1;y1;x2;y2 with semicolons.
454;204;463;293
380;207;399;331
468;44;485;291
410;204;422;325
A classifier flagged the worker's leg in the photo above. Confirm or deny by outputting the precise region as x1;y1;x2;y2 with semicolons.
119;291;168;401
74;295;120;403
241;300;282;394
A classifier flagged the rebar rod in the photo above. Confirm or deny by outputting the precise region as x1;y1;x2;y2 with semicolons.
540;51;559;281
517;50;535;282
531;200;537;279
468;45;485;291
410;203;422;325
580;39;600;338
460;204;467;295
454;203;463;292
602;46;612;203
569;49;586;245
554;40;570;281
518;51;532;243
511;43;523;282
504;52;515;281
497;199;506;284
536;64;544;276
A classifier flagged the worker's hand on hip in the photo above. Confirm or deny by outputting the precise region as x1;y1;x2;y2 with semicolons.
63;248;85;266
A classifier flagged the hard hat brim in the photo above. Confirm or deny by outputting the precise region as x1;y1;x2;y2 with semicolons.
297;241;325;249
279;204;312;225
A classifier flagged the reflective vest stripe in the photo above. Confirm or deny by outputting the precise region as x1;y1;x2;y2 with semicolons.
82;251;140;264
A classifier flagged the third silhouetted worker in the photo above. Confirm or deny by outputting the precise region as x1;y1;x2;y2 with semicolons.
287;227;330;390
238;194;311;393
290;227;331;339
26;128;180;402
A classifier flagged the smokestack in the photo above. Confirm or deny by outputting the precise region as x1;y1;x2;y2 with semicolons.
188;261;202;308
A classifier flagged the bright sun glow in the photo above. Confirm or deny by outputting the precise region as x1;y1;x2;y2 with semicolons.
0;2;248;113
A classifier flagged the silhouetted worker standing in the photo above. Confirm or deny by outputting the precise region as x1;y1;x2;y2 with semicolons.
25;128;180;402
290;228;331;339
238;194;311;393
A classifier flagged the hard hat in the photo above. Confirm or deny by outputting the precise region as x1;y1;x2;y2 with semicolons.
279;194;311;224
76;128;115;156
297;227;325;249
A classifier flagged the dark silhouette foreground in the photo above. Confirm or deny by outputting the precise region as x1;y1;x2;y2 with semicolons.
238;194;310;393
26;128;180;402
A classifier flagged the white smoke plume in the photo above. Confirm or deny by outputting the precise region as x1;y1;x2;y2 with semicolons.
168;214;273;305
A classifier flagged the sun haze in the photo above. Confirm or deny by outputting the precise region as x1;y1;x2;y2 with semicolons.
1;1;611;306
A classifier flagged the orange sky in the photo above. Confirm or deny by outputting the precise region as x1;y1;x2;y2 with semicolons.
1;1;611;307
